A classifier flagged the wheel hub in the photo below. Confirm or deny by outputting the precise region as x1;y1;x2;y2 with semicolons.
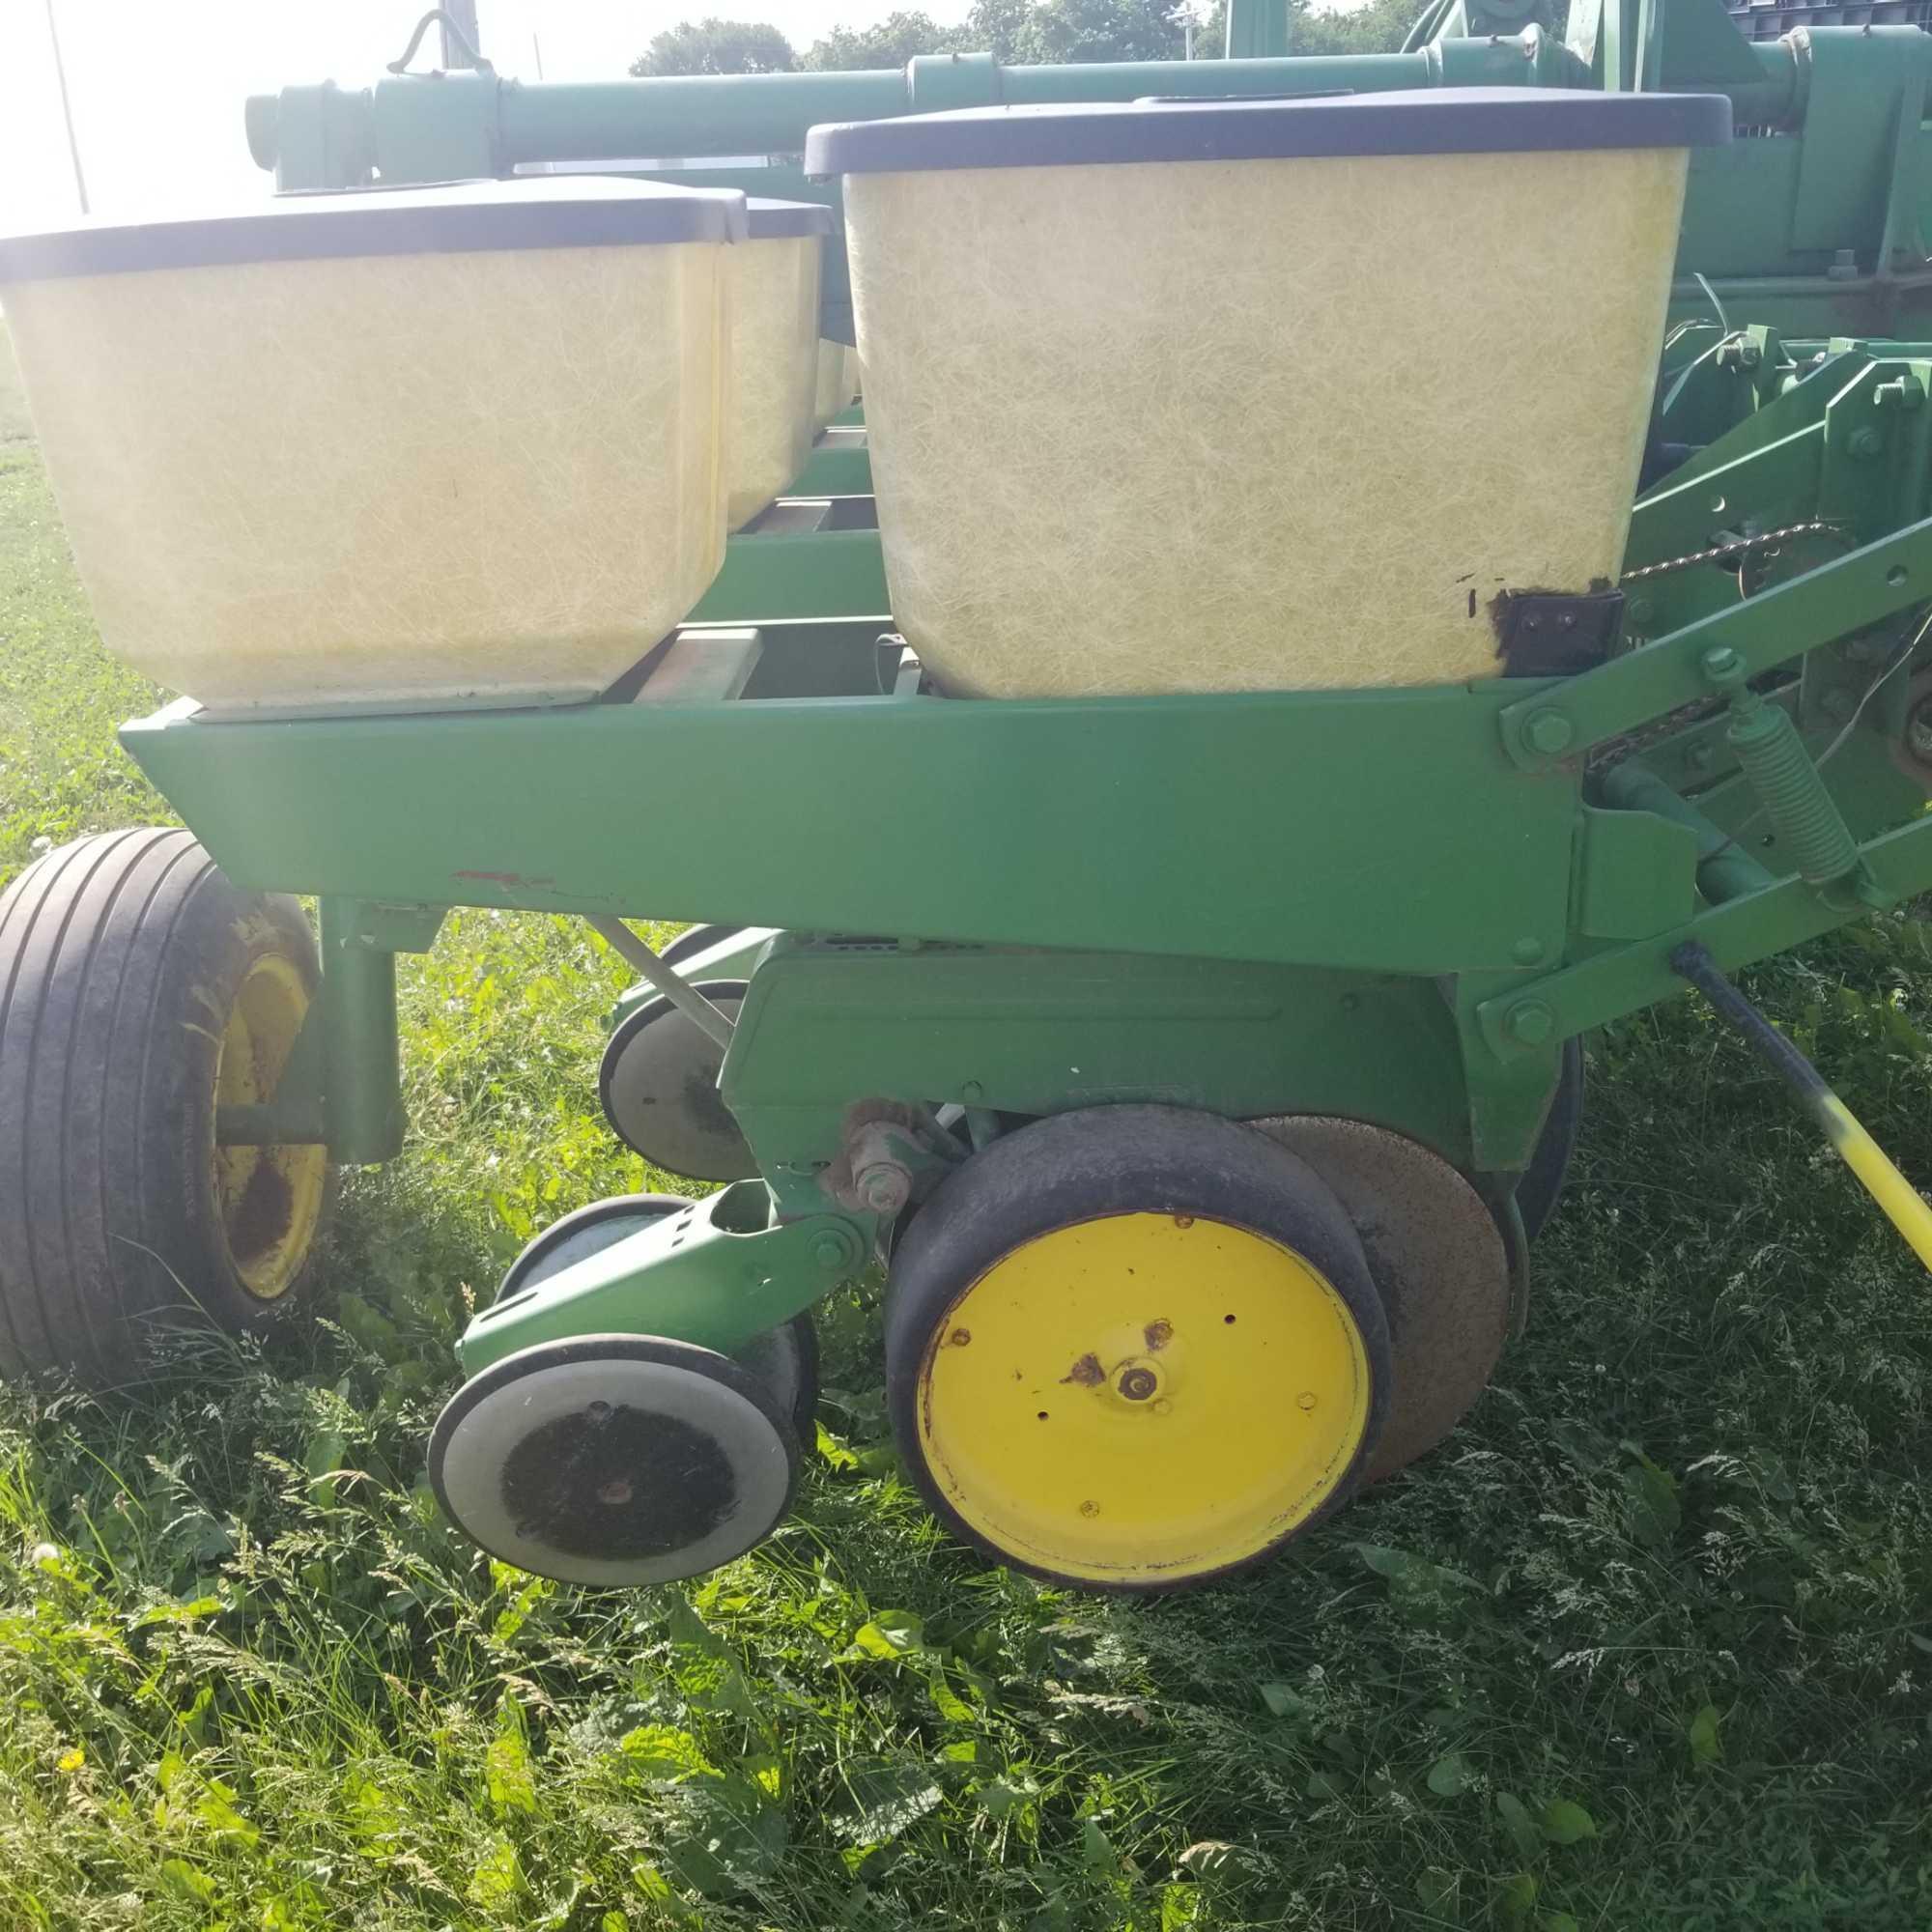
916;1210;1374;1586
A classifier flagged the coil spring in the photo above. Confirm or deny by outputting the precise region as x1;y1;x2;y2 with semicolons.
1726;701;1861;886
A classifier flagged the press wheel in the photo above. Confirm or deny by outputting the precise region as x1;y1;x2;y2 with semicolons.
429;1334;799;1586
497;1193;818;1437
597;980;755;1183
885;1105;1390;1592
1250;1117;1510;1481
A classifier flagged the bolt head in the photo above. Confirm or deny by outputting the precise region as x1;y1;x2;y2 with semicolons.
1701;644;1743;684
811;1230;854;1270
1523;709;1574;756
1118;1366;1159;1403
1504;1000;1555;1047
1849;425;1885;460
1510;936;1546;967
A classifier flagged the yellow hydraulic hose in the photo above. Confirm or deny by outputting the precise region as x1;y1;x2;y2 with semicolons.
1672;942;1932;1273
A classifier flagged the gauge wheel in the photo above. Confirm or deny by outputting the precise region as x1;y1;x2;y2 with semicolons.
497;1192;817;1436
884;1104;1390;1592
597;980;755;1182
429;1334;799;1586
0;828;329;1382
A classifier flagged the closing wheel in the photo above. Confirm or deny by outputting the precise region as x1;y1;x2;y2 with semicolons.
497;1193;818;1436
1250;1117;1510;1481
885;1105;1390;1592
0;828;329;1382
430;1334;800;1586
598;980;756;1182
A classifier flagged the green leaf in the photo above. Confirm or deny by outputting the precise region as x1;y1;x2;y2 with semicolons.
661;1776;787;1896
847;1610;926;1660
1623;1453;1682;1549
1542;1915;1583;1932
158;1859;216;1905
1353;1541;1477;1590
1688;1703;1723;1767
813;1421;860;1471
1160;1884;1203;1929
1497;1791;1543;1861
1496;1870;1539;1927
195;1779;258;1848
1541;1798;1597;1845
618;1723;716;1782
1259;1682;1305;1718
833;1760;943;1845
1426;1751;1473;1797
1080;1816;1117;1873
468;1833;523;1907
486;1726;537;1816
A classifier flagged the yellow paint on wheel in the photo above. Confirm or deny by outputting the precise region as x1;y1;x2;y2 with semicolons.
213;952;327;1299
917;1212;1372;1584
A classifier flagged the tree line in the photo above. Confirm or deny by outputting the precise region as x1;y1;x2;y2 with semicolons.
632;0;1431;77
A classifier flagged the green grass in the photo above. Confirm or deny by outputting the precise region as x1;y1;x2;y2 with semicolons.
4;434;1932;1929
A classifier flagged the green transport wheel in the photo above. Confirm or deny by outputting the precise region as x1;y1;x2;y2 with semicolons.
598;980;758;1183
0;828;330;1382
495;1192;819;1437
429;1334;801;1586
885;1105;1391;1593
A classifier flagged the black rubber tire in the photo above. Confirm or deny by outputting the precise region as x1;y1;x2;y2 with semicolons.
660;924;746;969
1516;1038;1585;1242
0;828;327;1382
884;1103;1392;1592
498;1192;820;1437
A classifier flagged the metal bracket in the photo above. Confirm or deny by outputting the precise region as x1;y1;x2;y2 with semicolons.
1499;512;1932;770
1495;590;1624;677
457;1179;871;1374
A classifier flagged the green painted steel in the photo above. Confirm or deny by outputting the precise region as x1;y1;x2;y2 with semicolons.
721;941;1481;1172
457;1181;872;1371
121;679;1579;978
317;898;406;1165
692;529;889;625
790;440;872;497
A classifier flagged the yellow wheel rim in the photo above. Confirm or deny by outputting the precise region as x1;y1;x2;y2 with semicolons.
213;953;327;1300
917;1211;1373;1586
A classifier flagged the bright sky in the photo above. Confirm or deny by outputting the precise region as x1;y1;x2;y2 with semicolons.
0;0;980;229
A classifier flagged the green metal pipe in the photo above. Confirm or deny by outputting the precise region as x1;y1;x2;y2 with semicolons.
252;36;1611;186
318;897;405;1165
497;70;908;161
1598;758;1775;903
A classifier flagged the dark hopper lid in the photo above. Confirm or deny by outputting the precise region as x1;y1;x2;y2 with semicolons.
0;176;750;283
806;87;1732;177
746;196;838;240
